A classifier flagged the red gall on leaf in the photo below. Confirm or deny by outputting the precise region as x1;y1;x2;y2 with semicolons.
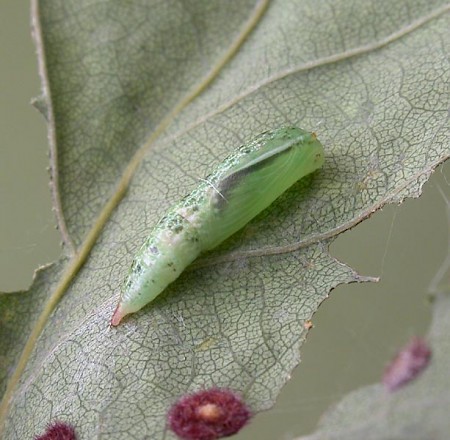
34;421;77;440
383;337;432;392
168;387;252;440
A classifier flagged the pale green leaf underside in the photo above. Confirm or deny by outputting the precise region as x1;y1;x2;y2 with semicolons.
298;292;450;440
1;0;449;438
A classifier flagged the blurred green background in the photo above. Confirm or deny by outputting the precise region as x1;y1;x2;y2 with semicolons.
1;2;448;439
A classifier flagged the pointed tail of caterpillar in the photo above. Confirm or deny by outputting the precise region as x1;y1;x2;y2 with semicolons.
111;127;324;326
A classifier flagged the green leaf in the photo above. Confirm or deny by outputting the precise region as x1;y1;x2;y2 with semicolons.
1;0;449;438
297;292;450;440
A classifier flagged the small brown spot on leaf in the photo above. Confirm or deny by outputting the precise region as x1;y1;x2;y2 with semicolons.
304;320;313;330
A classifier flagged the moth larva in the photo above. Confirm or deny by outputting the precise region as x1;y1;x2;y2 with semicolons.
111;127;324;326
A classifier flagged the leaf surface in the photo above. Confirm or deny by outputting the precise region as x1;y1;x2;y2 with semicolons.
1;0;449;438
297;292;450;440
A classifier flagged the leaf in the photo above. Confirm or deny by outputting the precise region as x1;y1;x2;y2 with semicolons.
296;292;450;440
1;0;449;438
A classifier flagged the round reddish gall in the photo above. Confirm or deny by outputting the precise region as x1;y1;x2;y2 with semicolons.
168;388;252;440
34;421;77;440
382;337;432;392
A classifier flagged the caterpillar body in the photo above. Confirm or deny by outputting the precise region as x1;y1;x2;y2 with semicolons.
111;127;324;326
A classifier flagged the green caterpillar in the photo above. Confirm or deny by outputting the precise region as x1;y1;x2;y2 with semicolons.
111;127;324;326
